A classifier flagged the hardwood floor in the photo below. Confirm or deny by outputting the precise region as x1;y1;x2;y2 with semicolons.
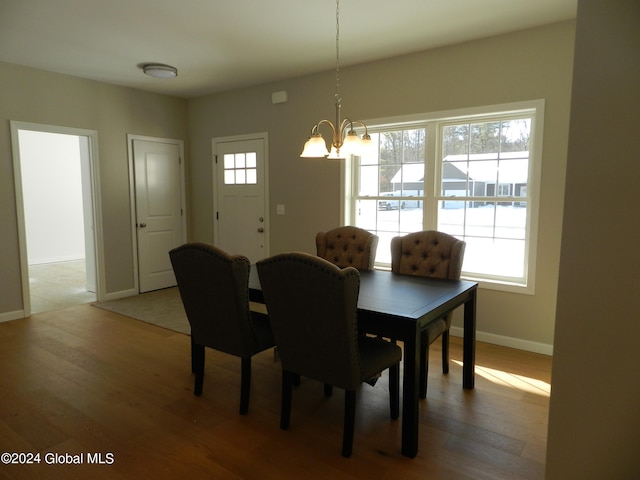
0;305;551;479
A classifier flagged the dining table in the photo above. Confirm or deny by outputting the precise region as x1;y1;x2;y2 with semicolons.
248;266;478;458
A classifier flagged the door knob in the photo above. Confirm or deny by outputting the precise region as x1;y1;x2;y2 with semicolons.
257;227;264;233
139;223;147;228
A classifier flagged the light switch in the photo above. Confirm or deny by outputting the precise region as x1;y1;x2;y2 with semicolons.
276;204;285;215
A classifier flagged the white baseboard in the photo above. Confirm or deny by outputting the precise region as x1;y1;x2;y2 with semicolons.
101;288;138;302
0;300;552;357
29;255;85;265
450;326;553;356
0;288;136;322
0;310;26;323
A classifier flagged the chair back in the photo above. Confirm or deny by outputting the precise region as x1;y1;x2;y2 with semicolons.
390;230;465;280
256;252;362;390
316;226;378;270
169;242;259;357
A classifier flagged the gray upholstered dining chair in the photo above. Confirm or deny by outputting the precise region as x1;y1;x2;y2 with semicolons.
390;230;466;398
169;242;275;415
256;252;402;457
316;226;378;270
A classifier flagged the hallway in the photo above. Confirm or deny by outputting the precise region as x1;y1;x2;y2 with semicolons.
29;260;95;314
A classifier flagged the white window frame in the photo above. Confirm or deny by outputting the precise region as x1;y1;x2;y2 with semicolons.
343;100;544;294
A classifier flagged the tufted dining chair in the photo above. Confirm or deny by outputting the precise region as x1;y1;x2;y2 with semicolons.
390;230;466;398
169;242;275;414
256;252;402;457
316;226;378;270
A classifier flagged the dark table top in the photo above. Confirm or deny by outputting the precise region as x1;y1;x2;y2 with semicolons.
250;266;477;325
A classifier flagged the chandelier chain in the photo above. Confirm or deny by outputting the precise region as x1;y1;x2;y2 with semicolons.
299;0;371;159
335;0;341;103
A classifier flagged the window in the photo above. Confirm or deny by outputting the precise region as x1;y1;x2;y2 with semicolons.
223;152;257;185
346;101;543;292
353;128;427;266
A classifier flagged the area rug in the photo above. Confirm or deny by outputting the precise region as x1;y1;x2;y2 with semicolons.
93;287;190;335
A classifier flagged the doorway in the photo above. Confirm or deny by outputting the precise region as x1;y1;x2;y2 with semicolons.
10;122;103;316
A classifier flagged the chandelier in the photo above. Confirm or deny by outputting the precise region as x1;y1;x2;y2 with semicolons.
300;0;374;159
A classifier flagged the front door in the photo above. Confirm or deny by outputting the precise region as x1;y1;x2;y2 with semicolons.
132;138;185;292
213;135;268;263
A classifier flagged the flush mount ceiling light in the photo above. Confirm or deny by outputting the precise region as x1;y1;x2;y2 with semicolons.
300;0;374;160
142;63;178;79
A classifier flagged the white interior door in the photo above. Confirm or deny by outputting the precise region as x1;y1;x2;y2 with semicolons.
133;139;185;292
214;135;268;263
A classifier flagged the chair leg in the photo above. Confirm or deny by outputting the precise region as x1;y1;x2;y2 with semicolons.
192;343;205;396
442;330;450;374
342;390;356;458
280;370;294;430
389;363;400;420
420;334;429;399
191;336;196;373
324;384;333;397
239;357;251;415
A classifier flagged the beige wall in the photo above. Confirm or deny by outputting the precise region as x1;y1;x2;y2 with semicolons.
546;1;640;477
1;22;575;351
187;21;576;351
0;62;188;316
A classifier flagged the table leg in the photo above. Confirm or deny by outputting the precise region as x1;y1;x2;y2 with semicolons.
462;288;477;389
401;326;420;458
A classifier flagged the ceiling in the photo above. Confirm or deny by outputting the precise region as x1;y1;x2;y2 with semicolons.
0;0;577;99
